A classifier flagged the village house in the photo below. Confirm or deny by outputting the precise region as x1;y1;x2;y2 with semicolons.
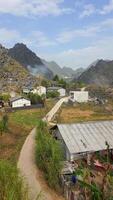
47;87;66;97
31;86;46;96
10;96;31;108
69;91;89;103
22;87;33;94
53;121;113;161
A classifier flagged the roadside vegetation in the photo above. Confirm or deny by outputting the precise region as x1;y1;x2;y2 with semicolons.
35;120;63;191
0;160;28;200
0;114;8;135
0;99;56;200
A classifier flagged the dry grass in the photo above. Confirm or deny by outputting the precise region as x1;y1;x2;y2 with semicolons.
0;99;56;164
58;103;113;123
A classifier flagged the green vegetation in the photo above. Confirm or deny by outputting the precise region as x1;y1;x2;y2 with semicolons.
0;160;28;200
0;94;10;102
35;120;63;191
9;99;56;131
53;75;59;82
26;93;44;105
53;75;67;89
0;99;56;163
47;91;60;98
0;114;8;135
41;79;51;87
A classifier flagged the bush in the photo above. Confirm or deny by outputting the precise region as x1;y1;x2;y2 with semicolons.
0;94;10;102
0;160;28;200
35;120;63;191
47;91;60;98
27;93;43;105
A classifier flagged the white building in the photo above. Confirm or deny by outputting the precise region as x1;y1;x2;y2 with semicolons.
10;96;31;108
54;121;113;161
69;91;88;103
23;87;32;94
31;86;46;96
47;87;66;97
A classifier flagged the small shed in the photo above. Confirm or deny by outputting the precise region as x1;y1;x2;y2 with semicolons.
54;121;113;161
47;87;66;97
69;91;88;103
10;96;31;108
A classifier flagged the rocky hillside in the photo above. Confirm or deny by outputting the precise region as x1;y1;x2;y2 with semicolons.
8;43;53;79
77;59;113;86
0;44;38;92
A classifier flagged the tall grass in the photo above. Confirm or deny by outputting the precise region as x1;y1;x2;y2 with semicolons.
0;160;28;200
35;120;63;191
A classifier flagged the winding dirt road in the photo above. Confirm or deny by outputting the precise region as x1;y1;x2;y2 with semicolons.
17;97;68;200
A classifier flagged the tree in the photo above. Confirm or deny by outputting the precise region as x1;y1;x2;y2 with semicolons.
2;94;10;102
27;93;43;105
53;75;59;82
46;91;60;98
41;79;50;87
58;78;67;89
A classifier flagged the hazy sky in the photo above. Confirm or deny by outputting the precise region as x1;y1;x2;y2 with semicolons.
0;0;113;69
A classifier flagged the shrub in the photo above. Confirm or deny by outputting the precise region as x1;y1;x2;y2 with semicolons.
27;93;43;105
47;91;60;98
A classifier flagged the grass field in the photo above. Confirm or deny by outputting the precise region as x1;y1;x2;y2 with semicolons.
0;99;56;164
58;102;113;123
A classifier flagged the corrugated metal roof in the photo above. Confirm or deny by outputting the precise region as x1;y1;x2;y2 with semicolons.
57;121;113;154
10;96;30;102
47;87;63;90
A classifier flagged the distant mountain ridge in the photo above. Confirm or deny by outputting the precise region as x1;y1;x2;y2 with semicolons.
8;43;53;79
42;59;84;78
77;59;113;86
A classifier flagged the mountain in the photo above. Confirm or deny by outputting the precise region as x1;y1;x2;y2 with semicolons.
42;59;84;79
62;66;77;77
0;44;38;92
42;60;64;77
8;43;53;79
77;59;113;86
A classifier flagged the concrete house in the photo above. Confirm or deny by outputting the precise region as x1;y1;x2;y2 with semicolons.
31;86;46;96
10;96;31;108
69;91;88;103
47;87;66;97
23;87;33;94
53;121;113;161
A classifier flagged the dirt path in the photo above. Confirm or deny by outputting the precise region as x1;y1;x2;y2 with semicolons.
17;97;68;200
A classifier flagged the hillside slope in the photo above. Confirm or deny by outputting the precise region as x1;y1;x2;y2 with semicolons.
8;43;53;79
0;44;38;92
77;59;113;86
